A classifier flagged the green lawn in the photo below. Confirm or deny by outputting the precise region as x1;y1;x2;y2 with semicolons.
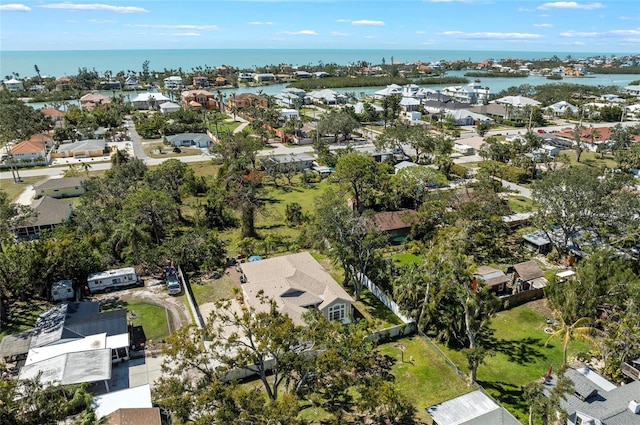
189;273;240;305
379;336;471;424
143;144;203;158
126;300;170;342
1;176;42;202
505;194;537;213
435;303;594;423
0;300;52;342
391;252;424;266
559;149;617;169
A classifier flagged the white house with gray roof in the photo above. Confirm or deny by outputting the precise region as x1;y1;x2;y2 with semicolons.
239;252;354;325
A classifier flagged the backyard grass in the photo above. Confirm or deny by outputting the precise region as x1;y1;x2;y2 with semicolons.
379;336;471;424
0;299;52;342
209;120;243;135
559;149;617;169
505;194;537;213
126;300;170;342
391;251;424;266
435;302;594;423
189;273;240;306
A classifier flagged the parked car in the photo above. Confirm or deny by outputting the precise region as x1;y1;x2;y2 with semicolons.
165;266;181;295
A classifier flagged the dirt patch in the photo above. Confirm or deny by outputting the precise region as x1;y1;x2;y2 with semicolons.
91;279;191;333
526;298;554;319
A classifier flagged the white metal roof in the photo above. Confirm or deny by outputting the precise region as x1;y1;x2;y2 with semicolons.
19;349;111;386
26;333;106;365
93;384;153;419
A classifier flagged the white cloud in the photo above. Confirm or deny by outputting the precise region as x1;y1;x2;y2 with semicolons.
330;31;349;36
39;3;148;13
88;19;115;24
352;20;385;26
518;7;535;12
538;2;605;11
336;19;351;23
619;15;640;21
559;29;640;38
0;3;31;11
171;32;200;37
416;30;427;34
439;31;543;39
248;21;273;25
364;35;375;39
130;24;218;31
533;23;553;28
279;30;318;36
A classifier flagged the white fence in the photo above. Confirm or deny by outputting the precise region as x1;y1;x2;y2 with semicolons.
357;272;415;325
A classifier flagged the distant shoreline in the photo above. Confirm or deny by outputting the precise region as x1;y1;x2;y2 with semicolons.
2;48;636;79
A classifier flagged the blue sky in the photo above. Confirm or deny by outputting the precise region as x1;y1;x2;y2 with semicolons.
0;0;638;52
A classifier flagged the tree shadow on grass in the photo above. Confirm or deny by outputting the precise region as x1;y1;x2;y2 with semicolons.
479;380;528;419
484;336;547;365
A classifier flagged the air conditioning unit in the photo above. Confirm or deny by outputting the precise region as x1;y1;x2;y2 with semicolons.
629;400;640;414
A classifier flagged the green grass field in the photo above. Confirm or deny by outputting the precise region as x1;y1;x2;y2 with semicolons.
126;300;170;342
189;273;240;306
379;336;471;424
435;302;594;422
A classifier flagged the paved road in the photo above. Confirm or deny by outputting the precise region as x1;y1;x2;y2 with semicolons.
494;177;533;198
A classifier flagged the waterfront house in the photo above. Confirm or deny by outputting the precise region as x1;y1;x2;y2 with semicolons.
228;93;268;109
399;97;421;112
373;84;402;99
163;76;183;90
33;177;86;199
55;77;72;91
181;90;217;110
279;108;300;121
192;75;210;88
124;76;138;90
493;95;541;108
547;101;578;116
131;92;171;110
253;73;276;83
306;89;345;105
239;252;354;325
237;72;254;83
3;78;24;92
80;93;111;111
294;70;312;79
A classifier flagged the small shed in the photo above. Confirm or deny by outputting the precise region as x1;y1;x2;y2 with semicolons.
512;260;548;291
474;266;510;295
522;231;552;254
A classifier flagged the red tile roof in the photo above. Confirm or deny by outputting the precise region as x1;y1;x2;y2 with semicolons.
40;108;64;117
12;140;46;155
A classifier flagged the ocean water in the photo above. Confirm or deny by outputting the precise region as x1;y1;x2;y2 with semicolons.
0;48;632;79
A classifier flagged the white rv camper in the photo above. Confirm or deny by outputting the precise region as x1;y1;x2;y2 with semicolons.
87;267;140;293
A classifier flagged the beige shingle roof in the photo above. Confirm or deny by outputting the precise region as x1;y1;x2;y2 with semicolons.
240;252;353;325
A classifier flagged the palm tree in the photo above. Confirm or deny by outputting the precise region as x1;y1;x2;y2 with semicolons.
545;317;602;365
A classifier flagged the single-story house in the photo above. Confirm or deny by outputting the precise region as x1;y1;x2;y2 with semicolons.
446;109;493;126
547;101;578;116
512;260;547;292
544;364;640;425
53;139;106;158
93;384;155;420
11;139;48;162
373;210;417;243
493;95;541;108
522;230;552;254
294;70;312;79
131;92;171;110
261;152;315;171
27;302;130;363
279;108;300;121
14;196;73;240
306;89;346;105
239;252;355;325
453;143;476;155
469;103;510;119
105;407;161;425
33;177;86;199
427;389;521;425
159;101;181;114
353;102;383;115
474;266;509;295
165;133;212;148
